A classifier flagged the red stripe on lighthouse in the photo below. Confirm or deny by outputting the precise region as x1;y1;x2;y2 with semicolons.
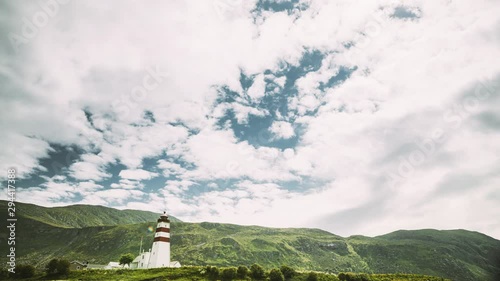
156;227;170;233
153;236;170;242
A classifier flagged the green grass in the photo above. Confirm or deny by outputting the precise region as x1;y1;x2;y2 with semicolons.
3;266;453;281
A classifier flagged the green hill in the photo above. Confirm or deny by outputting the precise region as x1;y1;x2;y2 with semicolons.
0;200;180;228
0;201;499;281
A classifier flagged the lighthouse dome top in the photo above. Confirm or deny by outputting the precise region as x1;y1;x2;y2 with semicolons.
157;211;170;223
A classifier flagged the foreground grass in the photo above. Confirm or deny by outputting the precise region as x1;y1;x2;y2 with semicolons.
69;266;204;281
10;266;451;281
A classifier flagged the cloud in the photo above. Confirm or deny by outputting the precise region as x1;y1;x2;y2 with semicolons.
157;160;186;177
180;128;298;181
0;134;51;178
79;189;145;205
269;121;295;139
247;74;266;101
69;154;112;181
119;169;158;181
1;0;500;240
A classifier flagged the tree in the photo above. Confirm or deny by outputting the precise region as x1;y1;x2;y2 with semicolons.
306;272;318;281
56;259;70;276
237;265;249;279
279;265;296;280
221;267;238;281
46;259;59;275
250;264;265;280
46;258;69;276
15;264;35;279
206;266;220;281
0;269;9;279
119;253;135;267
269;269;284;281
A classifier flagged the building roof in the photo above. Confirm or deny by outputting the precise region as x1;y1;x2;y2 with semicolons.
86;264;106;269
70;260;87;266
157;211;170;222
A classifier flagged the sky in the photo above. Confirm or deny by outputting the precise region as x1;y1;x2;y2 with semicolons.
1;0;500;239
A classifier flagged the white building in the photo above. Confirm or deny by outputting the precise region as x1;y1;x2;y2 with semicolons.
130;212;181;269
105;262;128;269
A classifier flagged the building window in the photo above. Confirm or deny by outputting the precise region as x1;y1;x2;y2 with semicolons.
77;266;80;270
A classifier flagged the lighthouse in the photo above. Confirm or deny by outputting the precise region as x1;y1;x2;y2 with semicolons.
130;212;180;269
147;212;171;268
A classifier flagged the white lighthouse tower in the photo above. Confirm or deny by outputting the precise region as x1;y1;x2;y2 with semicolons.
147;212;171;268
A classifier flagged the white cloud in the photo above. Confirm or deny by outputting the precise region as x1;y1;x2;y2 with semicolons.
69;154;111;181
180;128;298;182
119;169;158;181
0;134;51;178
247;74;266;101
269;121;295;139
157;160;186;177
79;189;145;205
207;182;218;189
213;102;269;124
77;181;104;192
1;0;500;240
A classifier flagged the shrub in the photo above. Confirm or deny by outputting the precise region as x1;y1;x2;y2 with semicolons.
250;264;266;280
57;259;70;275
0;269;9;279
119;253;135;266
306;272;318;281
269;269;285;281
338;273;371;281
46;258;59;275
279;265;296;280
14;264;35;279
206;266;220;281
46;258;70;276
357;274;371;281
237;266;249;279
221;267;238;281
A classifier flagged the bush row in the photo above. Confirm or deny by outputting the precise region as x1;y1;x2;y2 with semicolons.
0;258;70;279
203;264;335;281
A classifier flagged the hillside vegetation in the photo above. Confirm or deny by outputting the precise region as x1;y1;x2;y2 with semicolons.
2;264;453;281
0;200;180;228
0;201;499;281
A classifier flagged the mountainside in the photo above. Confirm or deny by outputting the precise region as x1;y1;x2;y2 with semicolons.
0;200;180;228
1;201;499;281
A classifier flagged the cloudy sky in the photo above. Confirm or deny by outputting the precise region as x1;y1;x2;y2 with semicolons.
1;0;500;239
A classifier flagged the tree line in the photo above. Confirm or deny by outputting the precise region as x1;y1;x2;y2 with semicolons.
204;264;330;281
0;258;70;279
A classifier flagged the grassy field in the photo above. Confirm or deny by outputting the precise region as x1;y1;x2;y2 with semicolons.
3;266;453;281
